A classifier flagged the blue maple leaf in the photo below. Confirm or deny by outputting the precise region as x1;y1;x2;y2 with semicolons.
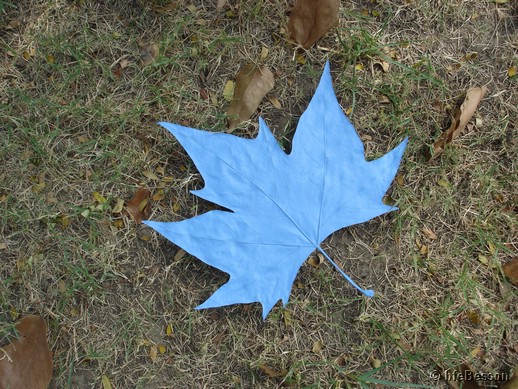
144;62;407;319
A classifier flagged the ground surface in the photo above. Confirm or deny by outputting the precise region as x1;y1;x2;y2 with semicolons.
1;0;517;388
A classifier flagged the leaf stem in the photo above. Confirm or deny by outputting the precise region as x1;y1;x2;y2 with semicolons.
316;246;375;297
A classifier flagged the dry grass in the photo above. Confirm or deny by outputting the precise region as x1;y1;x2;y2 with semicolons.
1;0;517;388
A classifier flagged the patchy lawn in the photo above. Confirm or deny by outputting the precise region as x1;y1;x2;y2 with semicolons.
1;0;516;387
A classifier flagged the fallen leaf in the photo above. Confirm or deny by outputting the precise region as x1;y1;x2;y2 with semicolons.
186;4;197;13
126;187;151;224
464;52;478;61
6;19;21;30
152;189;165;201
143;170;159;181
509;66;517;78
259;46;269;60
226;63;274;132
432;86;487;158
295;52;306;65
166;323;173;336
335;355;346;366
259;364;287;378
173;249;186;261
140;43;159;66
9;307;19;320
101;375;113;389
469;346;482;358
112;198;125;214
0;316;53;389
93;191;107;204
268;96;282;109
31;173;46;193
375;60;390;72
199;88;209;100
437;178;450;188
22;47;36;60
503;257;518;286
477;255;489;265
145;62;407;319
312;340;323;354
223;80;235;102
371;357;382;368
288;0;340;49
217;0;226;10
211;332;226;344
422;227;437;240
152;2;178;13
149;345;158;362
308;252;324;268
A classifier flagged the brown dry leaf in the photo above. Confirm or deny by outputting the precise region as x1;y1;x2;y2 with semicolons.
268;96;282;109
502;257;518;286
312;340;323;354
422;227;437;240
152;2;178;12
149;345;158;362
375;60;390;72
308;252;324;268
211;332;226;344
6;19;21;30
259;364;287;378
259;46;269;60
226;63;274;132
288;0;340;49
0;315;53;389
217;0;226;10
126;187;151;224
140;43;159;66
378;95;390;104
173;249;186;262
432;86;487;158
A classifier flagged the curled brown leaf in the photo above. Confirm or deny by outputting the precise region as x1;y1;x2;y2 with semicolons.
432;86;487;158
126;187;151;224
227;63;274;132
